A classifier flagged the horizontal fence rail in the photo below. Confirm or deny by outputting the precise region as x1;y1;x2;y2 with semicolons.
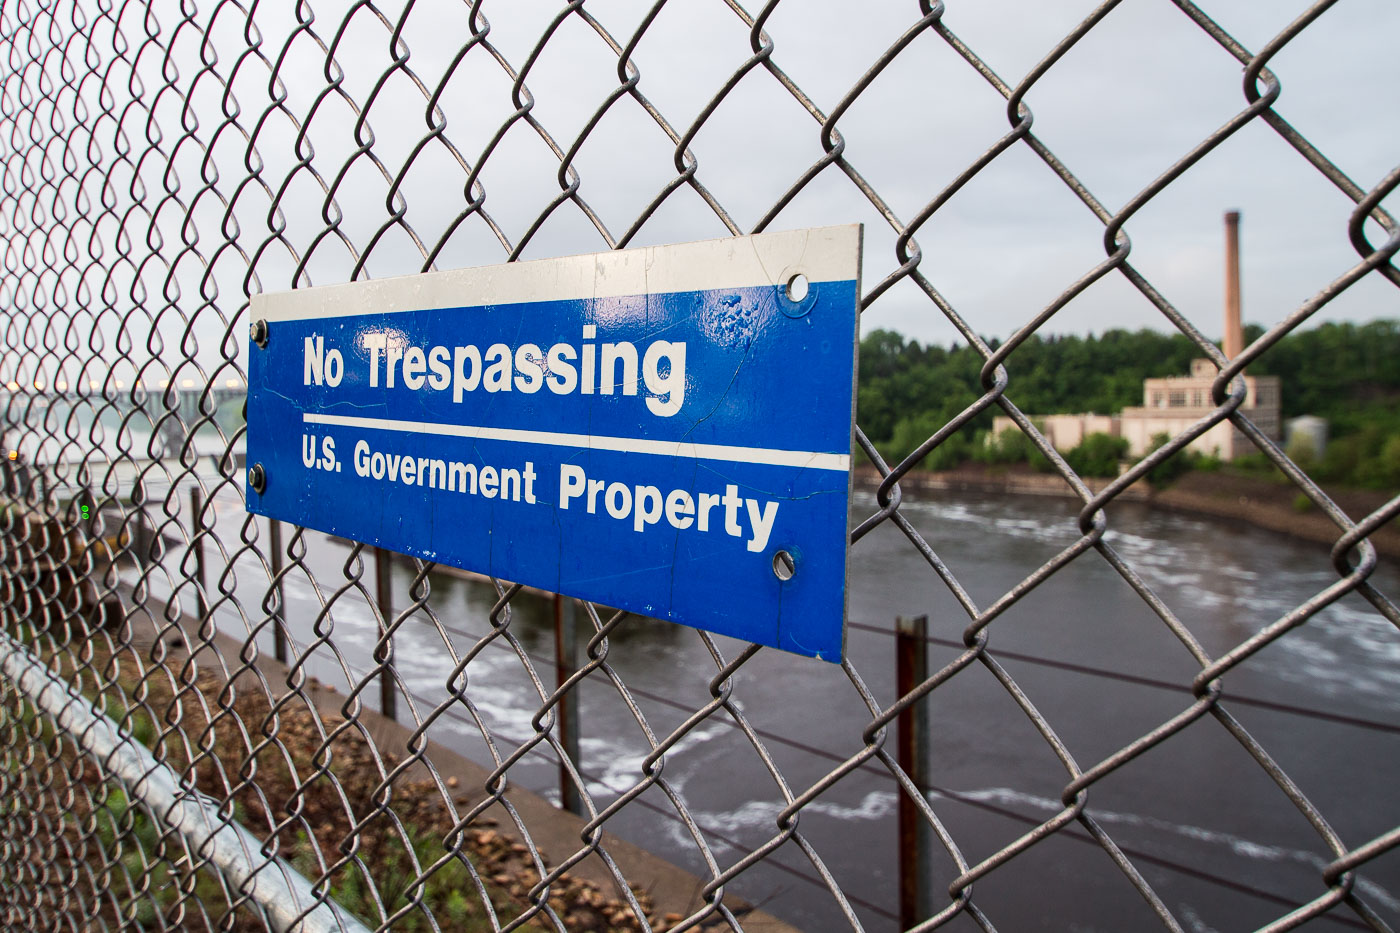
0;629;369;933
0;1;1397;932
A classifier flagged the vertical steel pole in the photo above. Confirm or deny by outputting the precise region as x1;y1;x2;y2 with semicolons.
189;486;208;620
76;486;93;526
268;518;288;664
897;615;933;931
132;505;147;569
554;592;582;816
75;484;94;629
374;546;397;721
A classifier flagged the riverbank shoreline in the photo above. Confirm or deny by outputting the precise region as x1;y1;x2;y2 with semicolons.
853;463;1400;559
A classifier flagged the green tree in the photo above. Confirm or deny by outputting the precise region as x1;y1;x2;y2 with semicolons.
856;319;1399;489
1065;433;1129;478
1146;432;1205;486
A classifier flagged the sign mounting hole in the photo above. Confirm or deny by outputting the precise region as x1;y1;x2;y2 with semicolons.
785;273;809;303
772;549;796;581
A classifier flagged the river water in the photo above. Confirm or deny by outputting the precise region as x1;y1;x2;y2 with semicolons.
111;466;1399;932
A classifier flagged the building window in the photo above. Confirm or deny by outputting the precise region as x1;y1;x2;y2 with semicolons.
1169;390;1187;407
1152;391;1165;408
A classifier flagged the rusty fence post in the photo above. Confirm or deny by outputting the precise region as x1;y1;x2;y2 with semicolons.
268;518;288;664
897;614;933;931
374;546;397;722
554;592;583;816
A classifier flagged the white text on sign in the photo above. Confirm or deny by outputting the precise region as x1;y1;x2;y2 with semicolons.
304;324;688;416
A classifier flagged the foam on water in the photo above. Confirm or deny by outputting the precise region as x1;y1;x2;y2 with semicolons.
955;786;1400;910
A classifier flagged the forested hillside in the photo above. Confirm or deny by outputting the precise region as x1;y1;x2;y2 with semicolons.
858;320;1400;487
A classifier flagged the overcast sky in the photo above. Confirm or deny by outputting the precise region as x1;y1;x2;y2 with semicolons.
238;0;1400;345
9;0;1400;392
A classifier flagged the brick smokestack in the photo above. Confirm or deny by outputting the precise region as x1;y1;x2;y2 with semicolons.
1223;209;1243;360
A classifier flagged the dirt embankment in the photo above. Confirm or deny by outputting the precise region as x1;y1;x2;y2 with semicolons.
1149;470;1399;558
854;463;1400;558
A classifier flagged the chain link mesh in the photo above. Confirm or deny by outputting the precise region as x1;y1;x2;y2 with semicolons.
1;1;1397;931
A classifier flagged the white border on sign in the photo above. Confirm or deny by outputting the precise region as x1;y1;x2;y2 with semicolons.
251;225;861;322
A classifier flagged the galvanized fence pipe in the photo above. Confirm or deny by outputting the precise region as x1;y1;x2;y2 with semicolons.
0;631;369;933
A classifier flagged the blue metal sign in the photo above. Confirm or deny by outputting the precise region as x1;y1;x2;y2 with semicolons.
246;226;860;661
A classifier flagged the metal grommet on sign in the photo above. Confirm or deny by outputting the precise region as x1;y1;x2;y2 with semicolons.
250;319;269;348
772;549;796;581
248;463;267;494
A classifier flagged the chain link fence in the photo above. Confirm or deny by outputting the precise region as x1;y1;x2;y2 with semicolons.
1;0;1398;931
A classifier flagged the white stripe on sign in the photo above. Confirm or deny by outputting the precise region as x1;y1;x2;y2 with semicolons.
303;412;851;472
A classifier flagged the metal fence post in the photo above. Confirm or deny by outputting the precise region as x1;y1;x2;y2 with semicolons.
896;615;933;930
75;485;93;526
374;546;397;721
268;518;287;664
131;504;146;569
189;486;208;621
554;592;582;816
